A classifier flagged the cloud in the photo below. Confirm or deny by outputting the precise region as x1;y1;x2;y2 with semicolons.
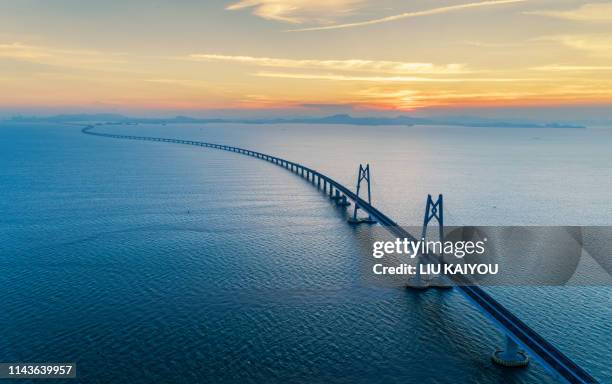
462;40;523;48
0;42;125;67
288;0;526;32
354;85;612;109
530;65;612;72
539;35;612;57
0;42;51;60
143;78;210;88
188;53;468;75
525;3;612;22
225;0;363;24
254;71;539;83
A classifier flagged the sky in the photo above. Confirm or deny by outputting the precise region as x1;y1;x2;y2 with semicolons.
1;0;611;118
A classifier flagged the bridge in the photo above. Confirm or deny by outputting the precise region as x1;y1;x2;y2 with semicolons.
82;125;599;384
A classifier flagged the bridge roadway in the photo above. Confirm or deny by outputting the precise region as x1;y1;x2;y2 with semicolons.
82;125;598;384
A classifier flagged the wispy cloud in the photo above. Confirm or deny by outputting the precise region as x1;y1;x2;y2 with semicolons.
462;40;523;48
288;0;526;32
254;71;539;83
354;85;612;109
0;42;125;67
538;35;612;57
530;65;612;72
188;53;469;74
0;42;51;60
525;3;612;22
143;78;211;88
226;0;363;24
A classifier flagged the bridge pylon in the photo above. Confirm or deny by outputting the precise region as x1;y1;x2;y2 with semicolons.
421;194;444;241
348;164;376;224
408;194;452;290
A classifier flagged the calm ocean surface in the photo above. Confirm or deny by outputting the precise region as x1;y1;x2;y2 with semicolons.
1;122;610;383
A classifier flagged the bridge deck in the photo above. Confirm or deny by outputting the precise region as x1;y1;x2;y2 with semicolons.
82;125;598;384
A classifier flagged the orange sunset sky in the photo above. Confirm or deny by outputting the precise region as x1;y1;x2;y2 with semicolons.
1;0;611;116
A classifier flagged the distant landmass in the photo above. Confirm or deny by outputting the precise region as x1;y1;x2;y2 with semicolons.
5;113;585;129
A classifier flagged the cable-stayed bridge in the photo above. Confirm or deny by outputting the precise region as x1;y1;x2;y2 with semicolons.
82;125;598;384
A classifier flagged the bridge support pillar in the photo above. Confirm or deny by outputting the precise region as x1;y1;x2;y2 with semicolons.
337;194;351;207
492;336;529;367
406;255;430;290
348;164;376;224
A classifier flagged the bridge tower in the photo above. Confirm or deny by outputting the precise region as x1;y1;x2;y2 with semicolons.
348;164;376;224
408;194;448;290
421;194;444;241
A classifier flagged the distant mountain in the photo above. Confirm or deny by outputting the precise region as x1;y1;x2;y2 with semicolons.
6;113;585;129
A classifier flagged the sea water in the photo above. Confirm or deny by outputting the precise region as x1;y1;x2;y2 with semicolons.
1;122;610;383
